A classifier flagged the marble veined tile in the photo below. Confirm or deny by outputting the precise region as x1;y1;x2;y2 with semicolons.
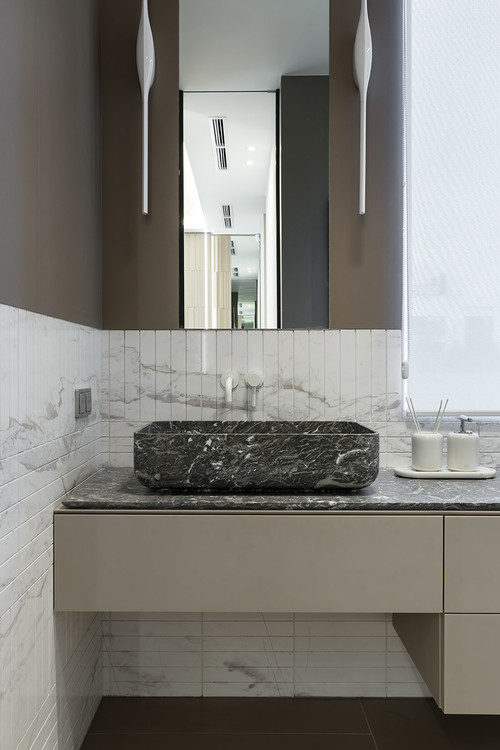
139;330;156;422
355;329;372;422
262;330;279;420
124;331;140;422
186;330;202;421
340;330;356;420
293;330;310;420
278;331;294;420
201;330;217;421
155;330;171;422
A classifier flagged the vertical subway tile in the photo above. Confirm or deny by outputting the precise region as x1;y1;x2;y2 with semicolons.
155;331;171;422
355;330;372;422
109;331;125;420
124;331;140;422
247;330;264;420
0;306;8;460
186;330;202;420
231;331;248;420
101;329;110;421
278;331;294;420
293;330;310;420
17;309;28;456
171;331;187;421
5;306;19;458
25;311;35;451
216;330;232;420
263;330;279;420
0;610;11;750
309;330;325;421
201;330;217;421
139;331;156;422
324;330;340;420
387;330;402;421
371;330;387;422
340;330;356;420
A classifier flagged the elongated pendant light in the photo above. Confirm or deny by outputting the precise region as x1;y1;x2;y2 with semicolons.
136;0;156;215
353;0;372;215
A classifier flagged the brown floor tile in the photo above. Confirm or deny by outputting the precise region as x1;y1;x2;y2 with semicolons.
88;697;370;735
362;698;500;750
81;732;377;750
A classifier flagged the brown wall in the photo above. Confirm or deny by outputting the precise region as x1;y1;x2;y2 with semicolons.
329;0;403;329
101;0;179;330
0;0;101;328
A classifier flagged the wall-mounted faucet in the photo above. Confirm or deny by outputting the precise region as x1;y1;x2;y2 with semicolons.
220;372;239;404
245;371;263;409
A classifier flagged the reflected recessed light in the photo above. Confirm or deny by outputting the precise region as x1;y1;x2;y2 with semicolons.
246;160;254;166
247;145;256;152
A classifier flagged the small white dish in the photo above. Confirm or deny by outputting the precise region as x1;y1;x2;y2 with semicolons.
394;466;496;479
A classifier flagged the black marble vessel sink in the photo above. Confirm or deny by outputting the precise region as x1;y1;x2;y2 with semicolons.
134;421;379;492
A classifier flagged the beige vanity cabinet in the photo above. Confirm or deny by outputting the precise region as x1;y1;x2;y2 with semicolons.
54;512;443;614
395;514;500;715
445;516;500;613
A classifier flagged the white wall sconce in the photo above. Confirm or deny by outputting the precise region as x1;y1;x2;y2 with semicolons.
136;0;156;215
353;0;372;215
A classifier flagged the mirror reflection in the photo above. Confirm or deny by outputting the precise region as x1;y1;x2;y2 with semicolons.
180;0;329;329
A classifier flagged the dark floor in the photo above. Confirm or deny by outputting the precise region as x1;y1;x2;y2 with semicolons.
81;697;500;749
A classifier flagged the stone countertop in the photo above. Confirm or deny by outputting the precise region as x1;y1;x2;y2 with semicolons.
58;467;500;512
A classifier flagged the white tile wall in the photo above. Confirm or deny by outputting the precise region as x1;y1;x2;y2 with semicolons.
0;304;103;750
102;612;430;699
6;316;498;719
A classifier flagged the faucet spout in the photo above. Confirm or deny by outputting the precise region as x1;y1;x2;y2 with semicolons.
221;372;239;405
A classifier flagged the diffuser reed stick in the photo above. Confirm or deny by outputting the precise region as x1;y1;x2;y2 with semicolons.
432;400;443;433
406;397;420;432
435;398;449;433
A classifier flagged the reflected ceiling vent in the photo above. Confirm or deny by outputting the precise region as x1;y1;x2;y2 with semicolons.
210;117;228;170
233;267;239;277
222;204;233;229
230;240;236;256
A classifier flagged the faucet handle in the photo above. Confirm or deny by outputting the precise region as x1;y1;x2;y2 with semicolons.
245;371;263;389
245;371;263;409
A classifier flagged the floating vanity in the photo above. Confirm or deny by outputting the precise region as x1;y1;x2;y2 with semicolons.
54;467;500;714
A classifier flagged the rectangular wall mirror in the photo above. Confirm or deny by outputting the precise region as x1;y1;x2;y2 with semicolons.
180;0;329;330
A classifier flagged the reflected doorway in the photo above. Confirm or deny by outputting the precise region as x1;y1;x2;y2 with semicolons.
183;92;277;329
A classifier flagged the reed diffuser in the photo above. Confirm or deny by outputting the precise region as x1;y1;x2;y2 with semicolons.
407;398;448;471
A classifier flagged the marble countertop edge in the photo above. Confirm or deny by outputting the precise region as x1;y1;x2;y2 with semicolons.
57;467;500;512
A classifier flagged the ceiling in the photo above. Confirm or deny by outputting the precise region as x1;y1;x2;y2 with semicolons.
179;0;329;91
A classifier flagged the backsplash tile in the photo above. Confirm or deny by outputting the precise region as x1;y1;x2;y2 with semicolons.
0;303;103;750
102;329;403;468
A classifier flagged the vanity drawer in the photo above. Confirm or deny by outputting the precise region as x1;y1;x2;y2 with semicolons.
54;513;443;612
443;614;500;714
445;517;500;613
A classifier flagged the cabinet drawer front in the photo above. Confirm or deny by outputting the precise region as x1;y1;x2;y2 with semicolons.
54;514;443;612
444;615;500;714
445;517;500;613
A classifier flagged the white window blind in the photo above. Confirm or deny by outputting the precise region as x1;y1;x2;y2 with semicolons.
407;0;500;413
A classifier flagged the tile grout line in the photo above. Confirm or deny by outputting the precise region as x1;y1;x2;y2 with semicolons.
360;701;382;750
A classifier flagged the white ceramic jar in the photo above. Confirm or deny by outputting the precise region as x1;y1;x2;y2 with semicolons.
411;432;443;472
